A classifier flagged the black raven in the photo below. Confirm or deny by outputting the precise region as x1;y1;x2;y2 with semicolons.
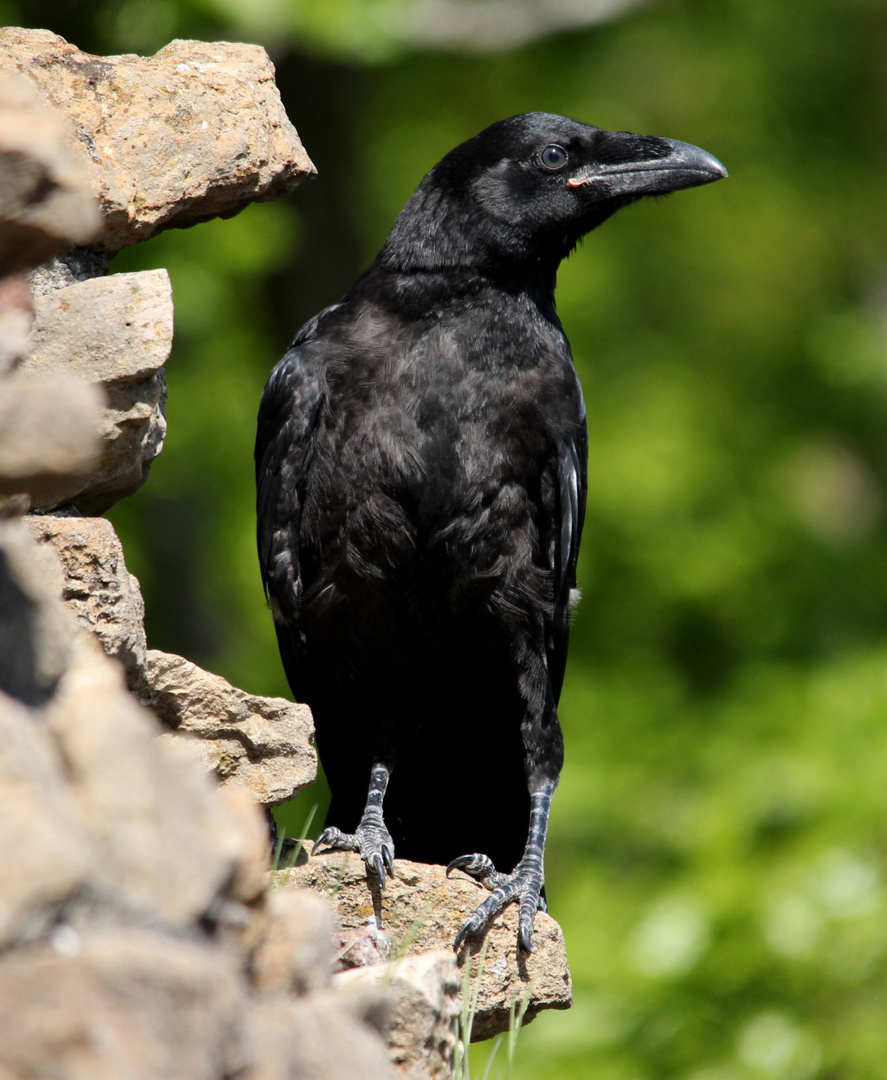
256;113;726;950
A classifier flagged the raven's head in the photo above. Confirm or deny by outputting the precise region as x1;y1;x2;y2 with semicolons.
379;112;726;279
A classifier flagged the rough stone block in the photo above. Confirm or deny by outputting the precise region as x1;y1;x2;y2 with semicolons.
20;269;173;512
0;29;316;251
0;688;88;947
337;952;461;1080
0;74;99;274
273;850;572;1040
0;377;103;510
148;649;317;806
251;887;335;996
43;645;266;930
23;514;148;696
0;930;246;1080
0;518;72;707
245;994;394;1080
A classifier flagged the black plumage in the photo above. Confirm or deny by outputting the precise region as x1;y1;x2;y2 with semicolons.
256;112;726;949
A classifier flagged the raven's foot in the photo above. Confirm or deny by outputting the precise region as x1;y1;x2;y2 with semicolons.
313;823;395;887
447;853;546;952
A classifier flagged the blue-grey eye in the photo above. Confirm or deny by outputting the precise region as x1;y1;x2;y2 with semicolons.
539;144;567;170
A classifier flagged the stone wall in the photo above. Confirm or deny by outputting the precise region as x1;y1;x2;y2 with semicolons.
0;29;571;1079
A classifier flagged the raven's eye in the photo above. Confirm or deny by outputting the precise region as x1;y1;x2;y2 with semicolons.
539;145;567;170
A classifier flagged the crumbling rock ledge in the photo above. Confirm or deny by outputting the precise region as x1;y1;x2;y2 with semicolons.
0;377;103;507
0;28;316;251
23;514;148;697
22;514;317;809
0;515;392;1079
20;270;173;512
149;649;317;806
336;951;461;1080
0;75;100;273
273;847;573;1041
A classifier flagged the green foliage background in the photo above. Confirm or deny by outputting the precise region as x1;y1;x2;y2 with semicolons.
14;0;887;1075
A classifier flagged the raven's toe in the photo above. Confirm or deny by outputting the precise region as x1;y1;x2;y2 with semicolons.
313;822;395;887
449;854;546;952
446;853;509;890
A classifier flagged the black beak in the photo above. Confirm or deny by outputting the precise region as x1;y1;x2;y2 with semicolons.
568;134;728;199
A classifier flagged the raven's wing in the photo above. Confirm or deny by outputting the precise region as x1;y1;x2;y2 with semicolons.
548;383;588;704
256;314;333;692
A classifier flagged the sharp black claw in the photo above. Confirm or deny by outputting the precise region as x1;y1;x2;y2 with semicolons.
453;916;479;951
447;851;544;951
447;853;492;878
311;828;333;854
368;852;387;887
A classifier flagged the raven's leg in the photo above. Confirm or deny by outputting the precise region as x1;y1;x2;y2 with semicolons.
313;756;396;886
448;640;563;951
447;778;555;951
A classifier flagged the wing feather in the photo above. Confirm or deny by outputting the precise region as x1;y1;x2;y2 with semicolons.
547;384;588;703
255;343;324;627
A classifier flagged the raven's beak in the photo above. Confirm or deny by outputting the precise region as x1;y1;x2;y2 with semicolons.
568;135;728;198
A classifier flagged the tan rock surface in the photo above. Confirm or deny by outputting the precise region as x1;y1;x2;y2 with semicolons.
0;273;34;373
148;649;317;806
0;518;72;707
0;688;88;948
251;887;335;996
21;269;172;512
44;645;268;929
337;951;461;1080
273;849;572;1040
246;994;394;1080
0;31;434;1080
23;514;148;695
0;376;102;508
0;29;315;251
0;74;99;273
0;930;246;1080
217;783;272;910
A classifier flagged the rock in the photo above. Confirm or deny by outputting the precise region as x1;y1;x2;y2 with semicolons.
0;29;316;252
0;273;33;373
0;688;88;948
29;247;110;297
0;377;103;509
336;952;461;1080
0;518;72;706
245;994;394;1080
217;783;273;909
148;649;317;806
22;514;148;696
336;924;393;971
251;887;335;996
25;269;172;385
325;973;391;1039
0;31;441;1080
247;888;398;1079
44;644;267;930
0;75;99;274
273;849;572;1041
0;929;247;1080
20;269;172;512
